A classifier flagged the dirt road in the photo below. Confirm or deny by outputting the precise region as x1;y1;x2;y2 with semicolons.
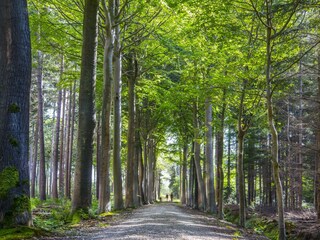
67;203;267;240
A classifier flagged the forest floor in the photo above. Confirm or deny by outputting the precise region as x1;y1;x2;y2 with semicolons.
37;203;269;240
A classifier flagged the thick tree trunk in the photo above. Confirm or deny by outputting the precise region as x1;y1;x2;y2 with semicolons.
193;102;206;211
72;0;99;214
0;0;32;226
205;98;216;213
37;50;46;201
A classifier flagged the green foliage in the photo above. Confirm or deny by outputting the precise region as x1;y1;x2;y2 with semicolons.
0;167;19;199
33;199;72;231
0;227;43;240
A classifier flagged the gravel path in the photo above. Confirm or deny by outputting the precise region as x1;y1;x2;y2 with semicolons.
64;203;267;240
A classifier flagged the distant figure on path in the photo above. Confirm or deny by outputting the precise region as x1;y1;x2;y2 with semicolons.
170;193;173;202
166;194;169;202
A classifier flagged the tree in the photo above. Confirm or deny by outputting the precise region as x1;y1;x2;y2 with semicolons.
205;98;216;213
72;0;99;214
0;0;32;226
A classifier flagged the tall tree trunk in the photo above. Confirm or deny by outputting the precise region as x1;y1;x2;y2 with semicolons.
181;144;188;205
227;126;231;201
66;83;76;199
188;143;195;207
113;0;124;210
52;58;63;199
65;87;73;198
96;114;101;200
126;53;136;208
0;0;32;226
147;139;155;203
316;51;320;222
237;83;248;227
31;116;39;198
205;98;216;213
193;102;206;211
72;0;99;214
59;89;66;198
99;0;113;213
217;89;226;219
266;6;286;238
37;50;46;201
297;65;303;209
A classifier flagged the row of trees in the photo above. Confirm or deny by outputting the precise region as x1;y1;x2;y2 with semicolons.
1;1;320;240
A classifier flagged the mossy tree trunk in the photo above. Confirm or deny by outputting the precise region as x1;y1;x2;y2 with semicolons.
0;0;32;227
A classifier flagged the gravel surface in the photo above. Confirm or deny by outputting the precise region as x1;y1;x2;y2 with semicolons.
40;203;268;240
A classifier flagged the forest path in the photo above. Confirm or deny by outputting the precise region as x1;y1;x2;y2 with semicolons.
69;203;267;240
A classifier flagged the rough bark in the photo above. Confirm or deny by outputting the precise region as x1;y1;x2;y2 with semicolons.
72;0;99;214
205;98;216;213
0;0;32;226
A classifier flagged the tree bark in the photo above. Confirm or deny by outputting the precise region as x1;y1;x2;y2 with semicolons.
316;51;320;222
205;98;216;213
0;0;32;226
72;0;99;214
59;89;66;198
181;144;188;205
217;89;226;219
193;102;206;211
126;53;136;208
31;115;39;198
113;0;124;210
266;4;286;237
99;0;113;213
52;58;63;199
36;50;46;201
